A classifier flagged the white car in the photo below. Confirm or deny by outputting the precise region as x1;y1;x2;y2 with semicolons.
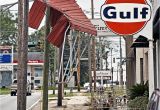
83;82;100;90
83;82;90;89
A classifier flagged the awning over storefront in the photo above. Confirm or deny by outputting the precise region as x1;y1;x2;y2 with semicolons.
131;35;149;48
29;0;97;47
153;6;160;40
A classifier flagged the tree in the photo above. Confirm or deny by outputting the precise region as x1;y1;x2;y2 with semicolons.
30;25;56;95
49;44;56;94
0;9;17;46
28;26;45;52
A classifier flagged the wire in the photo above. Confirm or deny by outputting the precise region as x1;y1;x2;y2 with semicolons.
0;0;34;12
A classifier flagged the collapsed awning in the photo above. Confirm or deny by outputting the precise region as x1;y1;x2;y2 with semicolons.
131;35;149;48
153;6;160;40
29;0;97;47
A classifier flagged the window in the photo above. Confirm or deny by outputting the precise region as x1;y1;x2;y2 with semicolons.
34;68;43;77
35;80;40;84
140;58;144;83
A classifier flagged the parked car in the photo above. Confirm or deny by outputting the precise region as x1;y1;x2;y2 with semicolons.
83;82;100;89
148;89;160;110
83;82;90;89
10;79;32;96
84;82;101;92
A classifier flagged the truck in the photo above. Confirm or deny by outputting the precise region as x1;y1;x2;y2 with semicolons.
10;73;32;96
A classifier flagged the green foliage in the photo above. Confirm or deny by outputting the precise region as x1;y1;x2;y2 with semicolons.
128;81;149;100
128;96;148;109
48;86;56;90
0;9;17;46
28;26;45;52
0;88;10;95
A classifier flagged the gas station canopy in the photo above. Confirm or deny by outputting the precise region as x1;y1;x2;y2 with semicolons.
29;0;97;47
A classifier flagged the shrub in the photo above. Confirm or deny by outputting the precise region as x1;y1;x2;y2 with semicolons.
128;96;148;109
128;81;149;100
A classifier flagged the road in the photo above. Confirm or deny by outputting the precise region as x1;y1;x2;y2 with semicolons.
0;89;87;110
0;91;41;110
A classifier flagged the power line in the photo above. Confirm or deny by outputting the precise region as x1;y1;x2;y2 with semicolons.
0;0;34;12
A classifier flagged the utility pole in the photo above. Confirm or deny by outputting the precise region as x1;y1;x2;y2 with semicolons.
42;7;50;110
119;36;123;86
91;0;96;92
88;36;92;93
17;0;29;109
53;47;57;95
110;48;113;87
91;0;94;19
125;36;136;88
77;32;81;92
58;46;63;106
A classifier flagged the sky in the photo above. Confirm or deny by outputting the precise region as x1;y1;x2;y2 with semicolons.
0;0;105;18
0;0;105;33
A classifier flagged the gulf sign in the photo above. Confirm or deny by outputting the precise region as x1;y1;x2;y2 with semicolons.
101;0;152;35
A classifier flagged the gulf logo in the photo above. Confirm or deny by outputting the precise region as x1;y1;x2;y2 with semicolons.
101;0;152;35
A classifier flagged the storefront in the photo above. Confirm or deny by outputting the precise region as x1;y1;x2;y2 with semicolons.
13;52;44;88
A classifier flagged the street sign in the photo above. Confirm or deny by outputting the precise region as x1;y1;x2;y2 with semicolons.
91;19;116;36
0;46;12;53
0;46;13;63
0;65;13;71
0;54;12;63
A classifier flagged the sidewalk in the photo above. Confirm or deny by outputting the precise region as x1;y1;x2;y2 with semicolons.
32;92;90;110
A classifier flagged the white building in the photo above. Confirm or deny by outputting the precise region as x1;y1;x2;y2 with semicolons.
0;52;44;88
133;0;160;97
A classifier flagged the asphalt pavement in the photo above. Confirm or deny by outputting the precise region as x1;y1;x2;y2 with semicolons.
0;91;41;110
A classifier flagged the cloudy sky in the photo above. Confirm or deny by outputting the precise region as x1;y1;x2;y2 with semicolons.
0;0;105;18
0;0;105;30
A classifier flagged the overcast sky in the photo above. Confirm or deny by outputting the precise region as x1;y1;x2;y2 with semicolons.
0;0;105;18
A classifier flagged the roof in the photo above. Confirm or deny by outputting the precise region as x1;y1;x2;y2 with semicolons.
29;0;97;47
13;52;44;63
131;35;149;48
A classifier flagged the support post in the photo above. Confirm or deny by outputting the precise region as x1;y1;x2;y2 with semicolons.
91;0;96;91
77;32;81;92
110;48;113;87
148;40;155;97
53;47;56;95
119;36;123;86
92;38;96;91
88;37;92;93
17;0;28;109
58;46;63;106
42;7;50;110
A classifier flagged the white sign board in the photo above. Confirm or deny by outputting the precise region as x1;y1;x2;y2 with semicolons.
91;19;117;36
67;76;75;88
92;70;111;77
0;65;13;71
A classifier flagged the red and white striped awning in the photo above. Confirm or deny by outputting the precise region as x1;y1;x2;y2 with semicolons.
29;0;97;47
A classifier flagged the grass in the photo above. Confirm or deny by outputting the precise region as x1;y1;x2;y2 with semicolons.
81;92;91;96
48;92;75;98
48;94;57;98
0;88;10;95
105;86;127;97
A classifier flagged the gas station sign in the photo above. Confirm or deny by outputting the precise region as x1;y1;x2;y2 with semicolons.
0;46;13;63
